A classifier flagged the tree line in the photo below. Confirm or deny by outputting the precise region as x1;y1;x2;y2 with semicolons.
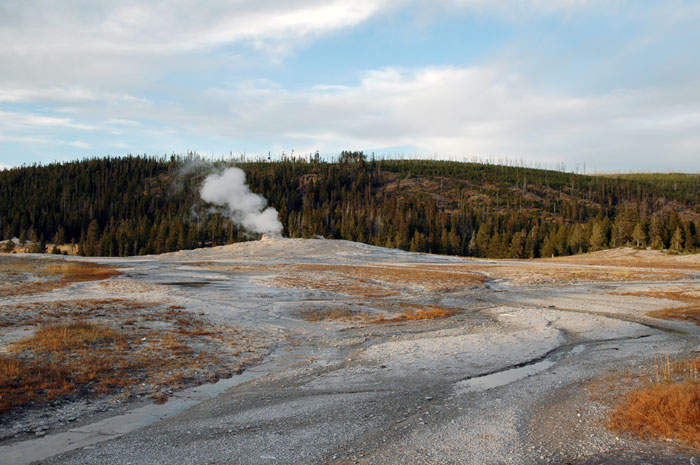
0;153;698;258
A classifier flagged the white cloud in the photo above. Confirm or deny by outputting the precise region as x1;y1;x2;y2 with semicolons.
2;60;699;170
68;140;93;149
0;163;13;170
171;65;699;170
0;1;383;56
0;87;148;107
1;1;699;171
0;1;389;105
0;110;96;131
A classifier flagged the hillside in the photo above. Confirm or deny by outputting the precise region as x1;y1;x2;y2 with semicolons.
0;154;699;258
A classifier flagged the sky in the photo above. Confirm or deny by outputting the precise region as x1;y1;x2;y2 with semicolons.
0;0;699;172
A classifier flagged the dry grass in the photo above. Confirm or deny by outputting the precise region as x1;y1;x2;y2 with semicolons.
14;322;125;352
542;248;700;272
191;262;485;293
207;250;691;290
471;264;685;285
648;306;700;324
645;291;700;325
1;322;135;413
42;261;120;282
299;308;372;322
0;257;120;297
0;300;271;414
0;355;76;413
262;263;485;296
0;298;155;329
299;304;454;324
367;305;455;323
608;355;700;449
0;242;78;255
291;264;485;292
615;289;700;325
395;306;454;320
274;274;397;297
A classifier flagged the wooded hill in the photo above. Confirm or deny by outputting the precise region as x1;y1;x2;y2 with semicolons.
1;153;699;258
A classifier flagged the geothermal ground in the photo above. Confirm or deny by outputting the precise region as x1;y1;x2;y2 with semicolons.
1;238;699;464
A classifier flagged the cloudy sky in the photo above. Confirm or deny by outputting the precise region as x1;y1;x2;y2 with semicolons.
1;0;699;172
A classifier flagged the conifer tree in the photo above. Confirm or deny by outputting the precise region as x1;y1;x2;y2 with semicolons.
671;227;684;252
85;220;101;256
632;222;647;248
589;221;607;251
649;216;665;249
541;234;556;258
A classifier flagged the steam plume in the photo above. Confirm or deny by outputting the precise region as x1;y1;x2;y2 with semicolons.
200;167;283;236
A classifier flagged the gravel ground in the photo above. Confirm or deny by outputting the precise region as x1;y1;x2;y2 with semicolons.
2;239;699;464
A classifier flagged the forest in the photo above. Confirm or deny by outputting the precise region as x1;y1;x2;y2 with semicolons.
1;153;699;258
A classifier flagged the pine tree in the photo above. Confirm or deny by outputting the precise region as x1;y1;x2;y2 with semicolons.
508;231;526;259
632;222;647;248
670;227;684;252
2;156;700;260
53;226;66;245
439;229;451;255
85;220;101;256
409;231;427;252
487;232;505;258
474;222;492;257
589;221;607;251
447;224;461;255
567;224;586;254
649;215;664;249
540;234;556;258
613;209;636;246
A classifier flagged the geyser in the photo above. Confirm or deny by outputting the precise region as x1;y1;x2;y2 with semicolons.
200;167;283;236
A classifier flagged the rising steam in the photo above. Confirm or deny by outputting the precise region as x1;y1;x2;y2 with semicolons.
200;167;283;236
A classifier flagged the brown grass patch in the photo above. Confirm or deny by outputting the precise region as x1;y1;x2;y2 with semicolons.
299;304;455;324
471;264;684;285
0;355;76;413
543;248;700;272
190;262;485;293
0;302;271;414
14;322;124;352
397;306;454;320
274;274;396;297
648;306;700;324
369;306;454;323
267;263;485;296
643;291;699;325
293;264;484;292
299;308;372;322
608;355;700;449
0;298;156;329
0;257;120;297
615;289;700;325
1;322;135;413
